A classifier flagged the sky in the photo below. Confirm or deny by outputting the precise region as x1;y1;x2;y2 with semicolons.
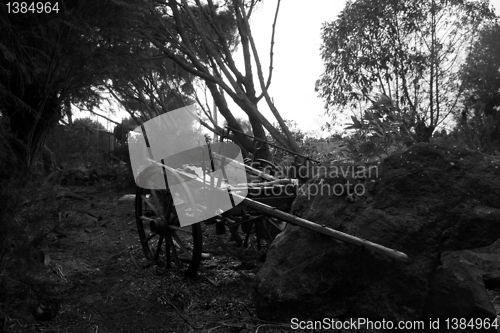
77;0;500;137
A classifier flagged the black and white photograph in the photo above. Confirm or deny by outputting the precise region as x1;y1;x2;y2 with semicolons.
1;0;500;332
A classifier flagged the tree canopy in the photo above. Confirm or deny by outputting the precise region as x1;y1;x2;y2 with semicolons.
0;0;146;167
73;117;106;131
461;21;500;115
136;0;302;159
1;0;305;167
458;21;500;152
316;0;494;142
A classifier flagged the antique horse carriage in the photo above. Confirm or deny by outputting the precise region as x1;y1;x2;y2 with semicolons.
131;107;408;278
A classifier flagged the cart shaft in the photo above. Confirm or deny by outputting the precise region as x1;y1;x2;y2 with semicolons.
151;161;408;262
237;194;409;262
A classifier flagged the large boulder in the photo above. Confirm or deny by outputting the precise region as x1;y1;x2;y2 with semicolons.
254;143;500;327
422;241;500;321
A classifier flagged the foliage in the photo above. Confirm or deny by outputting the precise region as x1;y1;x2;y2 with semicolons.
0;174;61;276
0;0;146;169
316;0;494;142
461;22;500;110
223;117;253;137
429;128;493;154
340;94;414;161
270;119;304;143
0;115;21;183
1;0;302;168
106;46;196;125
265;120;305;166
73;117;106;131
456;21;500;153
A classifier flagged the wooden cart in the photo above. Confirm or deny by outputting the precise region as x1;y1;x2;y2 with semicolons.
134;143;408;278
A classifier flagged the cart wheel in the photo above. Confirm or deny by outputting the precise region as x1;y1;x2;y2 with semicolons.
241;215;286;249
244;158;281;176
135;183;202;278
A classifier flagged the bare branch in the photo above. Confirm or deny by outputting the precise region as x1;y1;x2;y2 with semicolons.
232;0;256;98
203;0;246;85
237;0;301;152
261;0;280;98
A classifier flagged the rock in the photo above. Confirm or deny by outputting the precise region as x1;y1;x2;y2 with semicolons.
422;250;497;324
470;240;500;289
422;239;500;324
118;194;136;205
254;144;500;323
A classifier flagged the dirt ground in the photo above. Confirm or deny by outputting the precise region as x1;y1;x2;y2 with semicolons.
1;183;295;333
2;182;499;333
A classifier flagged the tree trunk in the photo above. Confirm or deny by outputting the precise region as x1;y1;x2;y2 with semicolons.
414;120;435;143
5;83;60;170
247;115;272;160
65;98;73;126
149;0;299;161
206;82;272;160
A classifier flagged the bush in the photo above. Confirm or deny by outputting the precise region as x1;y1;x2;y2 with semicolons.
0;174;64;326
0;116;23;182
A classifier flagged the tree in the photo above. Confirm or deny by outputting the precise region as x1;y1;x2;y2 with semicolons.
101;20;198;126
316;0;494;142
223;117;253;135
267;119;305;162
0;0;145;169
73;117;106;132
458;21;500;153
137;0;302;159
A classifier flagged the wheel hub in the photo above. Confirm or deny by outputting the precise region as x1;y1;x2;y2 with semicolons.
150;216;170;235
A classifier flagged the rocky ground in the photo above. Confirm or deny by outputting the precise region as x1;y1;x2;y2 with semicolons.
2;151;499;332
0;183;298;333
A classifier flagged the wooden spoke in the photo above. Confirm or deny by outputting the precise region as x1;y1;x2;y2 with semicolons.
164;233;181;268
171;232;192;260
144;233;156;244
154;235;164;262
168;225;193;234
141;195;160;216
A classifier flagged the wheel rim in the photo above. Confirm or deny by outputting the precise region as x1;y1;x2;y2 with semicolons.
135;167;202;277
243;159;287;244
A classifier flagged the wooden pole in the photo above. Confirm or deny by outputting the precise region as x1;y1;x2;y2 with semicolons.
148;162;409;263
213;99;218;142
239;195;408;262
